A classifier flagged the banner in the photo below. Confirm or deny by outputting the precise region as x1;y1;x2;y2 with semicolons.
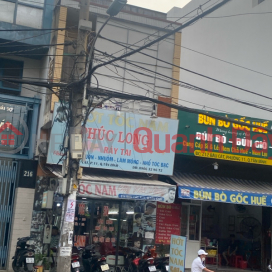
47;103;178;175
169;235;186;272
155;203;181;244
177;110;272;166
178;186;272;207
78;181;176;203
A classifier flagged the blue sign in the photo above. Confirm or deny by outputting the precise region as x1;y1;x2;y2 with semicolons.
47;103;179;175
178;186;272;207
169;235;186;272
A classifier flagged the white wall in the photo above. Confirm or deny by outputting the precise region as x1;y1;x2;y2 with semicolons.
167;0;272;120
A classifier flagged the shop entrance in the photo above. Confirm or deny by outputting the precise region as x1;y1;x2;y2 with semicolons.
180;202;202;269
74;198;167;271
201;201;266;271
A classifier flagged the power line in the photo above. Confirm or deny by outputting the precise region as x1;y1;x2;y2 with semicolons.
0;27;71;32
82;0;231;86
88;86;272;133
107;14;272;79
0;25;77;46
93;52;272;113
97;39;272;101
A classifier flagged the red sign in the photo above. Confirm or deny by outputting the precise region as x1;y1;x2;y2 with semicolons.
155;202;181;245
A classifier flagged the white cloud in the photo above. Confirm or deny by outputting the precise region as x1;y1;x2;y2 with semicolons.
127;0;191;13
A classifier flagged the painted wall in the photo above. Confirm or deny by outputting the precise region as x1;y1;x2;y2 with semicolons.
167;0;272;120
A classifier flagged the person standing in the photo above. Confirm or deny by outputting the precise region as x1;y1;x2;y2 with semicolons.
191;250;214;272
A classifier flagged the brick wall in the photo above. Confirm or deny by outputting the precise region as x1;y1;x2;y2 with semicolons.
7;188;35;272
157;96;172;118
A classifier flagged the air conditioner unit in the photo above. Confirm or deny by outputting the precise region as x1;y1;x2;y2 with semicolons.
35;139;49;157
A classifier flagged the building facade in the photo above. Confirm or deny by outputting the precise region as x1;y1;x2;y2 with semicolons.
0;0;54;269
167;0;272;120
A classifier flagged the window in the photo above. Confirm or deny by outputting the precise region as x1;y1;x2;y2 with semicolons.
0;58;24;94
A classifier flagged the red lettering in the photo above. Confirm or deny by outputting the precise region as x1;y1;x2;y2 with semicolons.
118;132;125;143
95;185;101;195
171;134;187;154
133;127;153;153
154;134;170;153
108;186;117;196
102;185;108;195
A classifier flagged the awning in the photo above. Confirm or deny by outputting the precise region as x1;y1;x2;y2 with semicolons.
47;166;176;203
171;172;272;207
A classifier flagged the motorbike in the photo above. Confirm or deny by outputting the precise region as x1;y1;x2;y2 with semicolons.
82;244;110;272
154;257;169;272
12;237;35;272
71;247;83;272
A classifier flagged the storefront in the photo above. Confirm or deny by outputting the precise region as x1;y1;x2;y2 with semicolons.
171;171;272;270
50;168;181;269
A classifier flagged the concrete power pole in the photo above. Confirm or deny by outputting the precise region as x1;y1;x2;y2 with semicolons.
56;0;91;270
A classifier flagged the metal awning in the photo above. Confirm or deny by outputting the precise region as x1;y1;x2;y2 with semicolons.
46;166;175;202
171;172;272;207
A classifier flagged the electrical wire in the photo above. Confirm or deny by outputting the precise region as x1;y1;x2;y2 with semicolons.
96;39;272;101
83;0;231;86
91;54;272;113
88;86;272;133
103;11;272;79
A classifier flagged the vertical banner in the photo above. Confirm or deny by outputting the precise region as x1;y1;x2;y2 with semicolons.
155;203;181;244
169;235;186;272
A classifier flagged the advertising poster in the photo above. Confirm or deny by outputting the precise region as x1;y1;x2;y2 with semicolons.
169;235;186;272
65;199;76;222
47;104;179;175
155;203;181;244
43;224;52;244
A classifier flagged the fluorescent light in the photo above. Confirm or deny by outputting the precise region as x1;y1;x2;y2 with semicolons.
126;211;134;214
82;198;87;200
56;203;61;207
108;211;118;214
109;218;117;221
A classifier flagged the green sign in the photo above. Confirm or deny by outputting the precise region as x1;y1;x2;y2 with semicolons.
177;110;272;166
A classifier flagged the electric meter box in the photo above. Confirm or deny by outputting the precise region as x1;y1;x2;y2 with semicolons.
70;134;83;159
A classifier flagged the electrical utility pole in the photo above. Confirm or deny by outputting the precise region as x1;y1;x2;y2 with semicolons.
57;0;91;270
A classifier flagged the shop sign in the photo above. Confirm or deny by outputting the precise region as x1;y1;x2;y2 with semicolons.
47;103;178;175
178;186;272;207
78;181;176;203
169;235;186;272
155;203;181;244
177;110;272;166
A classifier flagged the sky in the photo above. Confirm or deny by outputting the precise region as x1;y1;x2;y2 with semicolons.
127;0;191;13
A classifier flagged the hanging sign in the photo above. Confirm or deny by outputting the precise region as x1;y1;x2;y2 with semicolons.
79;181;176;203
155;203;181;244
178;186;272;207
47;104;178;175
177;110;272;166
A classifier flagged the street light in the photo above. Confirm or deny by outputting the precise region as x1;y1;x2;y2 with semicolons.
107;0;127;17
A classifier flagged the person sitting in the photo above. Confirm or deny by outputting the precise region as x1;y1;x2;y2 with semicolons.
222;234;239;266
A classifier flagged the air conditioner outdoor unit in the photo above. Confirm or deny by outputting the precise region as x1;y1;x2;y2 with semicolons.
35;139;49;157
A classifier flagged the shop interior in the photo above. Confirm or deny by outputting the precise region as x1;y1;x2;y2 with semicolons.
74;199;170;268
182;201;270;271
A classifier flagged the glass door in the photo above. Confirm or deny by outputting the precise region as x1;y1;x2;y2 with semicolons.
181;203;202;268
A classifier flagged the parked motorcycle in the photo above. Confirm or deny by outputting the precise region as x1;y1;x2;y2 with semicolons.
71;247;83;272
82;244;110;272
154;257;169;272
12;237;35;272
